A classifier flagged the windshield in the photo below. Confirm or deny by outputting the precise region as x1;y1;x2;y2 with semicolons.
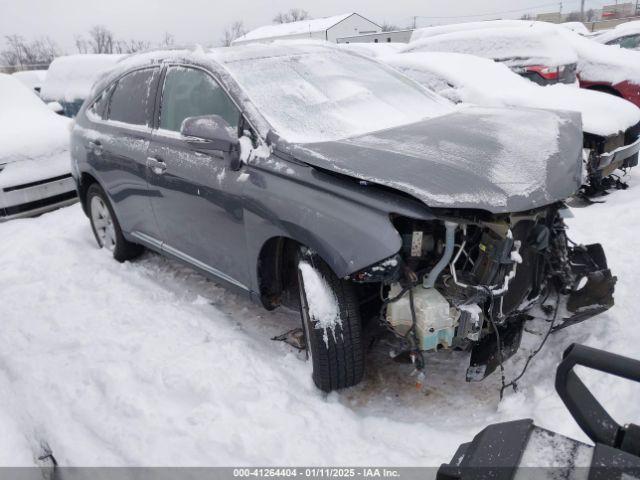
222;49;452;143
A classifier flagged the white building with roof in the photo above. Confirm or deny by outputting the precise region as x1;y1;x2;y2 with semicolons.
232;13;381;45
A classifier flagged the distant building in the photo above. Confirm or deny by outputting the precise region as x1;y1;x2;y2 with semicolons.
232;13;381;45
536;12;564;23
336;29;413;44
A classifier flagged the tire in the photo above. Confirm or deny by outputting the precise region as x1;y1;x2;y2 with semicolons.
297;250;364;392
87;183;143;262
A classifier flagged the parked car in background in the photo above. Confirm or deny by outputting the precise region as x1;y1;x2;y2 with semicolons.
71;43;615;392
594;20;640;50
11;69;47;96
405;22;578;85
40;54;123;117
0;74;76;221
381;51;640;193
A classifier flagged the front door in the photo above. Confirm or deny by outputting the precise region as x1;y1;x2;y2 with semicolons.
147;65;250;290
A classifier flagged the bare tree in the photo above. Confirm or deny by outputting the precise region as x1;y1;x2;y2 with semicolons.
380;22;400;32
586;8;597;21
220;21;247;46
1;34;59;69
520;13;534;20
273;8;310;24
115;39;151;54
565;11;582;22
160;32;175;48
87;25;116;53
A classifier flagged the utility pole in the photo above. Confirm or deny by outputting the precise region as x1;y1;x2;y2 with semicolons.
581;0;586;20
412;16;417;29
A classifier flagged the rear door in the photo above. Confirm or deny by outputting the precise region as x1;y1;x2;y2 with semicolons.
146;65;250;291
91;67;162;242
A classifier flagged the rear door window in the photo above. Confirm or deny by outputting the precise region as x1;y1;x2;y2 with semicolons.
107;68;159;126
158;66;240;134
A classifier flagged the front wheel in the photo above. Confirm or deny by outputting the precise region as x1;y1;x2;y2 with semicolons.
297;250;365;392
87;183;143;262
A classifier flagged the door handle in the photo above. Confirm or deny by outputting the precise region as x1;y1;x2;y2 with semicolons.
88;141;103;156
146;156;167;175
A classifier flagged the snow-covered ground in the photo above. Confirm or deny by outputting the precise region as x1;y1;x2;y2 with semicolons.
2;176;640;466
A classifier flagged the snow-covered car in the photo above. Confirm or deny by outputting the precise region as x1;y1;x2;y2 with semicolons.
11;69;47;95
382;51;640;193
405;22;579;85
558;21;591;36
594;20;640;50
71;43;615;392
40;54;123;117
0;74;76;221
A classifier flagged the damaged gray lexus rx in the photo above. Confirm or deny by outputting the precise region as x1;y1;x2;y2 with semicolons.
70;42;616;392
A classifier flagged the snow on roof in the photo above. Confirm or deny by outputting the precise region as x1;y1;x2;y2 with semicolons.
403;26;578;67
409;19;541;42
595;20;640;44
557;27;640;85
381;51;640;137
40;54;124;102
233;13;354;44
336;42;406;58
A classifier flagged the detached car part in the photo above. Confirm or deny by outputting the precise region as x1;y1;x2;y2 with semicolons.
437;344;640;479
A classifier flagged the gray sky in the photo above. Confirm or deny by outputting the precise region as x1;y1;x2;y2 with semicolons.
1;0;608;51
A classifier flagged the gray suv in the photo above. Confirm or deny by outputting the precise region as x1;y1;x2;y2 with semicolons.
70;43;615;392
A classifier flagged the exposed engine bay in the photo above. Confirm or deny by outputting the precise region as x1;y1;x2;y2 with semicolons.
351;203;616;382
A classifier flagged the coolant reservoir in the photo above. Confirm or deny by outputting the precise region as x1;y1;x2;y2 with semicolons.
386;285;456;352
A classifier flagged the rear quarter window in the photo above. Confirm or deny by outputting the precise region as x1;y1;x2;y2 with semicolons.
107;68;159;126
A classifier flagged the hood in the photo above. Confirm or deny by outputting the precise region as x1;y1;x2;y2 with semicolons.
282;106;583;214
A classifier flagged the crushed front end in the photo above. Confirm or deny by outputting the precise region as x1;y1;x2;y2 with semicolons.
582;121;640;195
354;204;616;381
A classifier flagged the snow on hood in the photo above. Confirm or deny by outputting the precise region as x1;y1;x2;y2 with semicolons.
382;52;640;137
0;74;71;164
11;70;47;92
558;22;591;36
284;106;583;214
557;28;640;85
41;54;124;102
403;26;578;68
594;21;640;45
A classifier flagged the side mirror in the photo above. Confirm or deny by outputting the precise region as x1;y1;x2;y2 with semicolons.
180;115;242;170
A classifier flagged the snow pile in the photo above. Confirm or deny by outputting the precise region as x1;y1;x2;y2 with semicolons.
219;43;452;143
403;26;578;68
0;74;71;185
40;54;123;102
11;70;47;93
382;52;640;136
594;20;640;45
410;19;552;42
299;261;342;347
233;13;353;44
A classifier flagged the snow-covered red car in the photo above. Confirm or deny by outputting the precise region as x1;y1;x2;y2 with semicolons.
0;74;76;221
404;22;579;86
380;51;640;193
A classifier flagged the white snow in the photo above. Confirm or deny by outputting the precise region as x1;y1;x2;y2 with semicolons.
337;42;406;58
40;54;123;102
233;13;353;44
219;43;452;143
558;22;591;36
594;20;640;45
0;74;71;185
1;177;640;465
404;26;578;69
11;69;47;94
299;261;342;348
382;52;640;137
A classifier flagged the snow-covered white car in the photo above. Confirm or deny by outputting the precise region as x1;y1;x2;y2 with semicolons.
405;22;579;85
0;74;76;221
382;51;640;193
11;69;47;96
594;20;640;50
40;54;123;117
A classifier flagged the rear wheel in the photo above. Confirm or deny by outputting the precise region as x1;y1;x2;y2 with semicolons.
297;250;365;392
87;183;143;262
